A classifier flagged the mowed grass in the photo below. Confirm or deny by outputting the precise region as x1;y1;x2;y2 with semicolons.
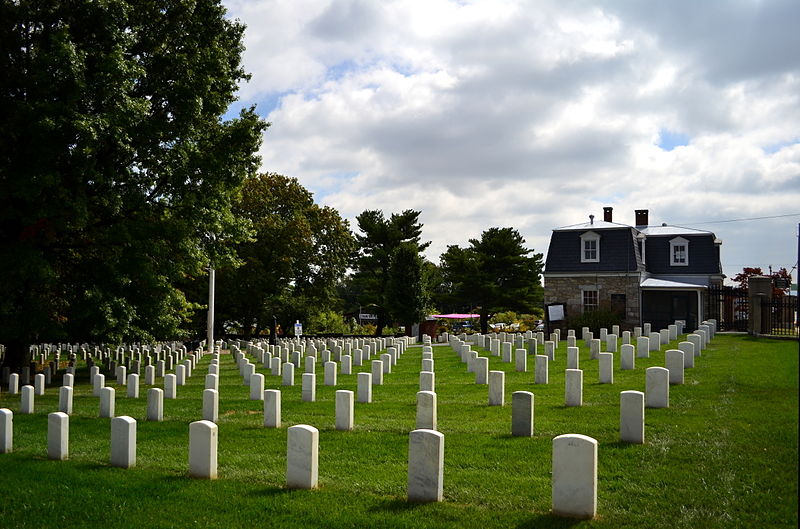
0;334;797;529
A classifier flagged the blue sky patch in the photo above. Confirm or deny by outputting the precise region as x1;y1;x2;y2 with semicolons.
762;138;799;154
222;92;286;122
657;129;690;151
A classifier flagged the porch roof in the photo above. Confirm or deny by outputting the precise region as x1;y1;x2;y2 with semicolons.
640;277;708;289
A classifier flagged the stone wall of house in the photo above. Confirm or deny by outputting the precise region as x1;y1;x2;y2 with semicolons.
544;275;641;329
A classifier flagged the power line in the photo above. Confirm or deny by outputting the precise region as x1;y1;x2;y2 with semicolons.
675;212;800;225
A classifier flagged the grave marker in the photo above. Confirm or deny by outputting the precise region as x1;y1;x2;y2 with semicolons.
189;420;218;479
620;391;644;444
48;412;69;460
511;391;534;437
110;416;137;468
407;429;444;503
552;434;597;519
287;425;319;489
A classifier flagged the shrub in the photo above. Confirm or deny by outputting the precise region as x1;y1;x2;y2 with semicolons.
567;308;621;335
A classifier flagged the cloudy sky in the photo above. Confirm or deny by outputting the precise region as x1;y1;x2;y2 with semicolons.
223;0;799;283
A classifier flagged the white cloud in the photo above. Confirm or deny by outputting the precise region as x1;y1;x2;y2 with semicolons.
226;0;800;277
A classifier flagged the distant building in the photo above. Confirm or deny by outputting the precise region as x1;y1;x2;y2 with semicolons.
543;208;724;330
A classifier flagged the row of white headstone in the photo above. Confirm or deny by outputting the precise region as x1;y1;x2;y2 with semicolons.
0;407;597;518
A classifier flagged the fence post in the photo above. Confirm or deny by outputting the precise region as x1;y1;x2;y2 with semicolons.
748;276;772;336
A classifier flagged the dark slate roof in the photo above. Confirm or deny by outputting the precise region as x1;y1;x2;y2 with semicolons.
644;234;722;274
544;227;641;272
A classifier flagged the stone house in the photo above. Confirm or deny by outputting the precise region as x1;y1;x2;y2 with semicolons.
543;208;724;330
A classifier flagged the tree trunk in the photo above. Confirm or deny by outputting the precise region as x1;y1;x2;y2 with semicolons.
375;306;391;337
0;339;31;374
480;312;489;334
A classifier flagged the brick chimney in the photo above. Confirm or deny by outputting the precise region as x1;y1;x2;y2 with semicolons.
603;207;613;223
635;209;649;227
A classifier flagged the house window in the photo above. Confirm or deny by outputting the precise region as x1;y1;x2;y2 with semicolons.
582;290;598;313
580;231;600;263
670;236;689;266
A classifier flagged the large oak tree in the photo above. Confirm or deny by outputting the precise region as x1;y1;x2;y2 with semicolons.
0;0;267;370
214;173;354;339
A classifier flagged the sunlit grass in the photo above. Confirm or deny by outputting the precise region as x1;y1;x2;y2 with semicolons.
0;334;797;528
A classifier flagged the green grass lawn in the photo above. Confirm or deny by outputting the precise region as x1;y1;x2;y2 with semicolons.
0;334;797;529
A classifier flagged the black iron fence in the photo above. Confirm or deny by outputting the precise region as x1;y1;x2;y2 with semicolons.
706;286;749;332
761;295;798;336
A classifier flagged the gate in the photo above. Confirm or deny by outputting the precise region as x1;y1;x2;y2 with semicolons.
706;286;749;332
761;296;798;336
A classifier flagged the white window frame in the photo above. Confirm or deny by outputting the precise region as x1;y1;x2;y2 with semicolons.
580;231;600;263
582;288;599;313
670;236;689;267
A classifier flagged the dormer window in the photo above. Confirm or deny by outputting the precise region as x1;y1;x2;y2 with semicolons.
580;231;600;263
670;236;689;266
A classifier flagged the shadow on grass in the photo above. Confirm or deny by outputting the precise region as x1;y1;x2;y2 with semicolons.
368;498;425;513
244;486;296;497
515;512;587;528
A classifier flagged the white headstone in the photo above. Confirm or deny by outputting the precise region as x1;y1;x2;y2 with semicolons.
99;387;115;418
164;373;177;399
357;372;372;403
335;390;354;431
552;434;597;519
420;371;435;392
0;408;12;453
416;391;437;430
282;363;295;386
474;356;489;384
20;385;34;414
324;361;337;386
515;348;527;372
407;429;444;503
665;349;685;384
146;388;163;421
620;391;644;444
535;355;549;384
678;341;695;368
645;367;669;408
58;386;73;414
264;389;281;428
565;369;583;407
598;352;613;384
302;373;316;402
636;336;650;358
287;424;319;489
48;411;69;460
250;373;265;400
488;370;505;406
34;373;45;396
189;420;218;479
620;344;635;370
110;416;137;468
203;389;219;423
567;347;580;370
511;391;534;437
606;334;618;353
371;360;384;385
127;373;139;398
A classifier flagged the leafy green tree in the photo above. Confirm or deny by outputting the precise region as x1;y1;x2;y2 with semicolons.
214;173;354;338
439;227;544;334
351;210;429;335
386;242;433;336
0;0;266;370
